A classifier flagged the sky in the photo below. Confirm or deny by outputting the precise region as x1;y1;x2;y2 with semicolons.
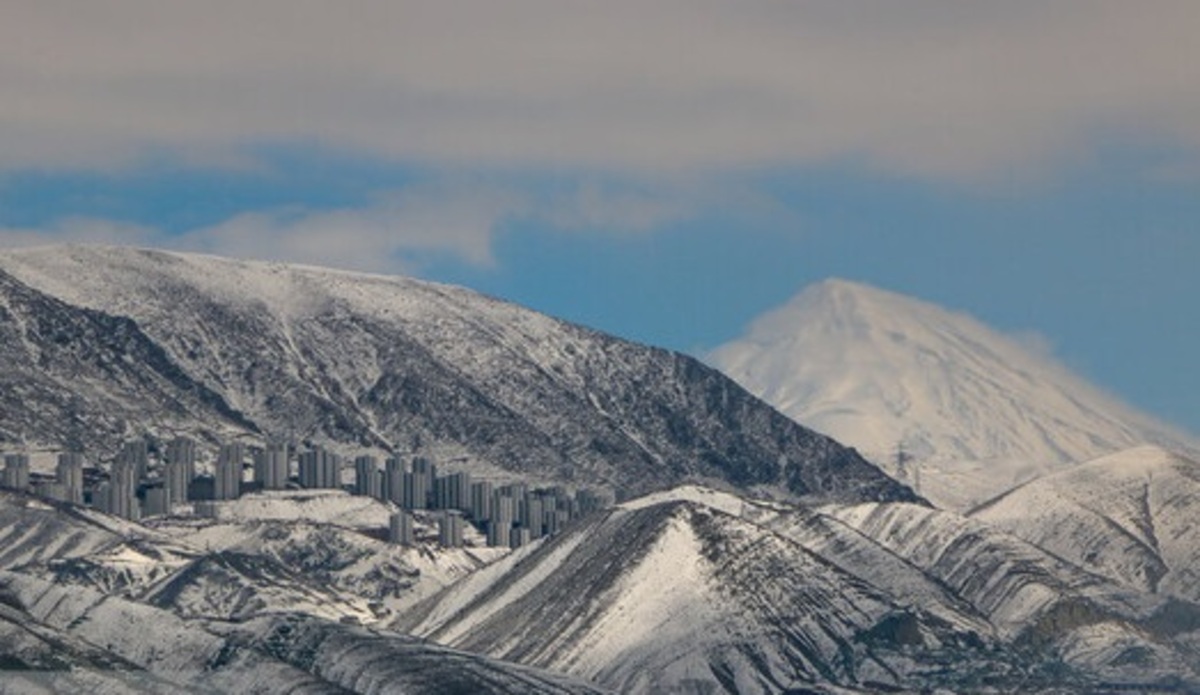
1;1;1197;434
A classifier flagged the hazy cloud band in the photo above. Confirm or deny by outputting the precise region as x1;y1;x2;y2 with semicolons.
3;1;1198;180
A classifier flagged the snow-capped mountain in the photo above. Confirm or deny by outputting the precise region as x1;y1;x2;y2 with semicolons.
0;246;914;505
4;246;1198;693
708;279;1198;510
971;445;1200;603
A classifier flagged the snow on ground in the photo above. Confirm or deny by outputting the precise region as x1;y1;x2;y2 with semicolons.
194;489;391;527
829;501;1110;637
410;535;577;644
971;445;1200;601
562;511;722;679
147;491;515;621
619;484;759;517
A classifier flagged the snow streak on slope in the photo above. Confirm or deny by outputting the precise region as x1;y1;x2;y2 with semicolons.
971;445;1200;603
0;246;913;505
231;613;609;695
0;490;195;581
0;597;198;695
828;502;1148;637
709;279;1198;510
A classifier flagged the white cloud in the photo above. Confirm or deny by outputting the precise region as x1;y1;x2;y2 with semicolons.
1008;329;1058;361
0;217;161;248
0;178;729;272
178;183;524;271
0;185;518;273
2;1;1198;181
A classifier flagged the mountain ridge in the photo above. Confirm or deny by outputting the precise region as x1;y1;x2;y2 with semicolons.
970;445;1200;603
401;483;1200;692
0;245;915;505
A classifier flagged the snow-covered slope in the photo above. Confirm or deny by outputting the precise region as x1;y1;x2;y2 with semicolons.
402;492;1001;694
824;500;1200;689
971;445;1200;603
0;246;913;505
828;502;1149;637
709;279;1198;510
402;485;1200;693
4;478;1199;692
0;267;254;457
0;487;502;625
147;508;506;618
0;488;608;693
0;570;605;694
0;490;196;586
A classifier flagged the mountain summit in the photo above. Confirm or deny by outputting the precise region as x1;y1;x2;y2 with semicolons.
709;279;1197;510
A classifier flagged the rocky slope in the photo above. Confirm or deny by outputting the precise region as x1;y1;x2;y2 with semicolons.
0;488;497;625
0;267;254;458
2;476;1198;693
831;500;1200;690
401;492;998;693
0;246;913;505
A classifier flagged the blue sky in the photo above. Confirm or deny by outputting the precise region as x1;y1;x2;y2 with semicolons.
1;2;1197;434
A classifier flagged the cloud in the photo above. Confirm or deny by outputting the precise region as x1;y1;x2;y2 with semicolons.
178;183;524;271
2;1;1198;181
0;177;724;273
0;217;161;248
1007;329;1058;361
0;184;518;273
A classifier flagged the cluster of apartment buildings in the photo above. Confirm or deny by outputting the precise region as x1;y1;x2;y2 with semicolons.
0;437;612;550
2;452;85;505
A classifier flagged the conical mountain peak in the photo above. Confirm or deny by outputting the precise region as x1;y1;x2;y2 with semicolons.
710;280;1198;510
